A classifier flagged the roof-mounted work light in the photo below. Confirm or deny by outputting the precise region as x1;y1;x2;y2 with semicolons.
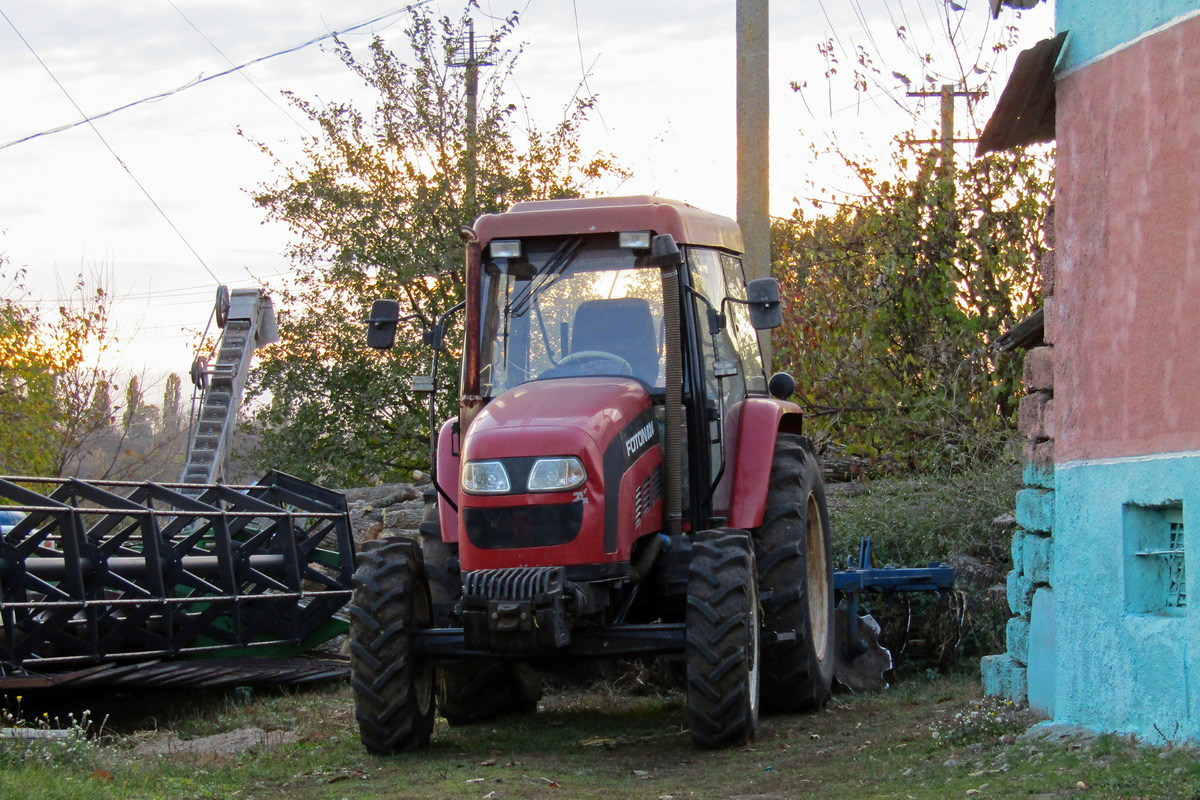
618;231;652;249
489;240;522;258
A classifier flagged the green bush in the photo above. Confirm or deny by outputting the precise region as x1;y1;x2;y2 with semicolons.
825;458;1021;663
826;459;1021;570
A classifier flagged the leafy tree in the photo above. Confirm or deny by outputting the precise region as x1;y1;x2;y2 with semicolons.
243;4;622;485
774;3;1053;472
0;263;188;480
0;271;58;476
122;375;141;432
773;140;1052;470
161;372;182;437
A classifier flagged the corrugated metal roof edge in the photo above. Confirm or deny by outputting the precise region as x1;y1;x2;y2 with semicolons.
976;32;1067;156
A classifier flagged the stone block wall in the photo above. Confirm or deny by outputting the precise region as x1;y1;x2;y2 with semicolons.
984;2;1200;741
982;209;1056;709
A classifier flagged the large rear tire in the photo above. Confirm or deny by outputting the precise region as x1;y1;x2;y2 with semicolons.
686;529;760;749
754;434;835;713
418;487;542;726
349;537;435;754
438;660;541;725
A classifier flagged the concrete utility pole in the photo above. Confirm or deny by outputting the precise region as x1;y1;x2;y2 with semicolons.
940;84;955;179
904;84;987;182
451;19;487;218
465;20;478;215
736;0;771;367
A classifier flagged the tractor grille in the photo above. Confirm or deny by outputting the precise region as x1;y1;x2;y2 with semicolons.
460;566;571;651
463;502;583;549
463;566;566;602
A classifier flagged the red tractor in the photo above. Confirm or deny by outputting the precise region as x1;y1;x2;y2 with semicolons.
358;196;834;752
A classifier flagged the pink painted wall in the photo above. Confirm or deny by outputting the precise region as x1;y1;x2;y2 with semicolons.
1054;14;1200;463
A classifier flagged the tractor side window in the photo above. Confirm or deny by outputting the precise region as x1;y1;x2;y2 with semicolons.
720;253;766;390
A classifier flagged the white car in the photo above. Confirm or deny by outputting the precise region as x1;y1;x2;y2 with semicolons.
0;509;26;534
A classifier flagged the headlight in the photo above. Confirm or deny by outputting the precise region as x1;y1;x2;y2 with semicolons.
527;457;587;492
462;461;511;494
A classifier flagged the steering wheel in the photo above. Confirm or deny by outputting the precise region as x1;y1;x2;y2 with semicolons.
544;350;633;378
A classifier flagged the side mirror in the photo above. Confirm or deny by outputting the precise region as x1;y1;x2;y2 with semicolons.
366;299;400;350
746;278;783;330
648;233;684;268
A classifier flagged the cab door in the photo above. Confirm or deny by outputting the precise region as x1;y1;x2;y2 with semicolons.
684;247;753;521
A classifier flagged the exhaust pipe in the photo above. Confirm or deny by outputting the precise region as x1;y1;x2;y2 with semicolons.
652;235;685;538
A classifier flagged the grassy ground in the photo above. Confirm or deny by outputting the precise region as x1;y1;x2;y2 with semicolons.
4;668;1199;800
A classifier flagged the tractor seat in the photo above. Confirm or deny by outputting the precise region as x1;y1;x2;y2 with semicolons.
570;298;660;385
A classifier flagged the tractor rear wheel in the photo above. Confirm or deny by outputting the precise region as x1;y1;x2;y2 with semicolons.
438;660;541;725
685;529;760;749
348;537;435;754
754;434;835;713
418;486;542;726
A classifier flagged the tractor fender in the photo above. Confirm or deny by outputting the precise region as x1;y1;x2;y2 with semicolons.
716;398;804;529
436;416;461;543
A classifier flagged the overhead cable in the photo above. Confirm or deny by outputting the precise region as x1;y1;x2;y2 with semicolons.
0;1;431;152
165;0;310;136
0;6;221;282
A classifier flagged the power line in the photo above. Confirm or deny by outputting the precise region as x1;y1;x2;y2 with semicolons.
813;0;900;119
164;0;310;137
569;1;589;88
13;267;299;306
848;0;885;59
0;1;432;152
815;0;852;69
569;0;607;131
0;6;222;284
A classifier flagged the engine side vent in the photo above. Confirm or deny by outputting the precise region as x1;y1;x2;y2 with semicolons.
633;465;664;528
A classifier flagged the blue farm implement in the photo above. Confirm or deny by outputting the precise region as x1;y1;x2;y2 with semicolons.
832;538;959;689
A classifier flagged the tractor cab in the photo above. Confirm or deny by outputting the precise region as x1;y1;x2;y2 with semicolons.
464;200;785;540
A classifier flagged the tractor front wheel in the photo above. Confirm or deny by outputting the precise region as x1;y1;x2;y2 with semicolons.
754;433;835;712
685;529;760;749
418;486;542;726
349;537;435;754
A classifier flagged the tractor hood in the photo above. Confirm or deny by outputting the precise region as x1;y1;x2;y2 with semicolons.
457;377;663;569
465;377;654;457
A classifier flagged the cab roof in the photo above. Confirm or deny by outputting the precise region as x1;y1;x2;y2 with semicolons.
473;196;744;255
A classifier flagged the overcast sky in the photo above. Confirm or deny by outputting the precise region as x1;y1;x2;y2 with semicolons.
0;0;1053;388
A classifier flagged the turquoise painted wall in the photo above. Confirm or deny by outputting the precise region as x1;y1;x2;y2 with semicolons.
1057;0;1200;71
1053;453;1200;743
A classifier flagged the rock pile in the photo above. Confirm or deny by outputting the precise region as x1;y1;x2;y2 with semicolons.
339;482;427;545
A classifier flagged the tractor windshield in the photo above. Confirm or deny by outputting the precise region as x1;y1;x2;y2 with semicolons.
479;234;664;397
